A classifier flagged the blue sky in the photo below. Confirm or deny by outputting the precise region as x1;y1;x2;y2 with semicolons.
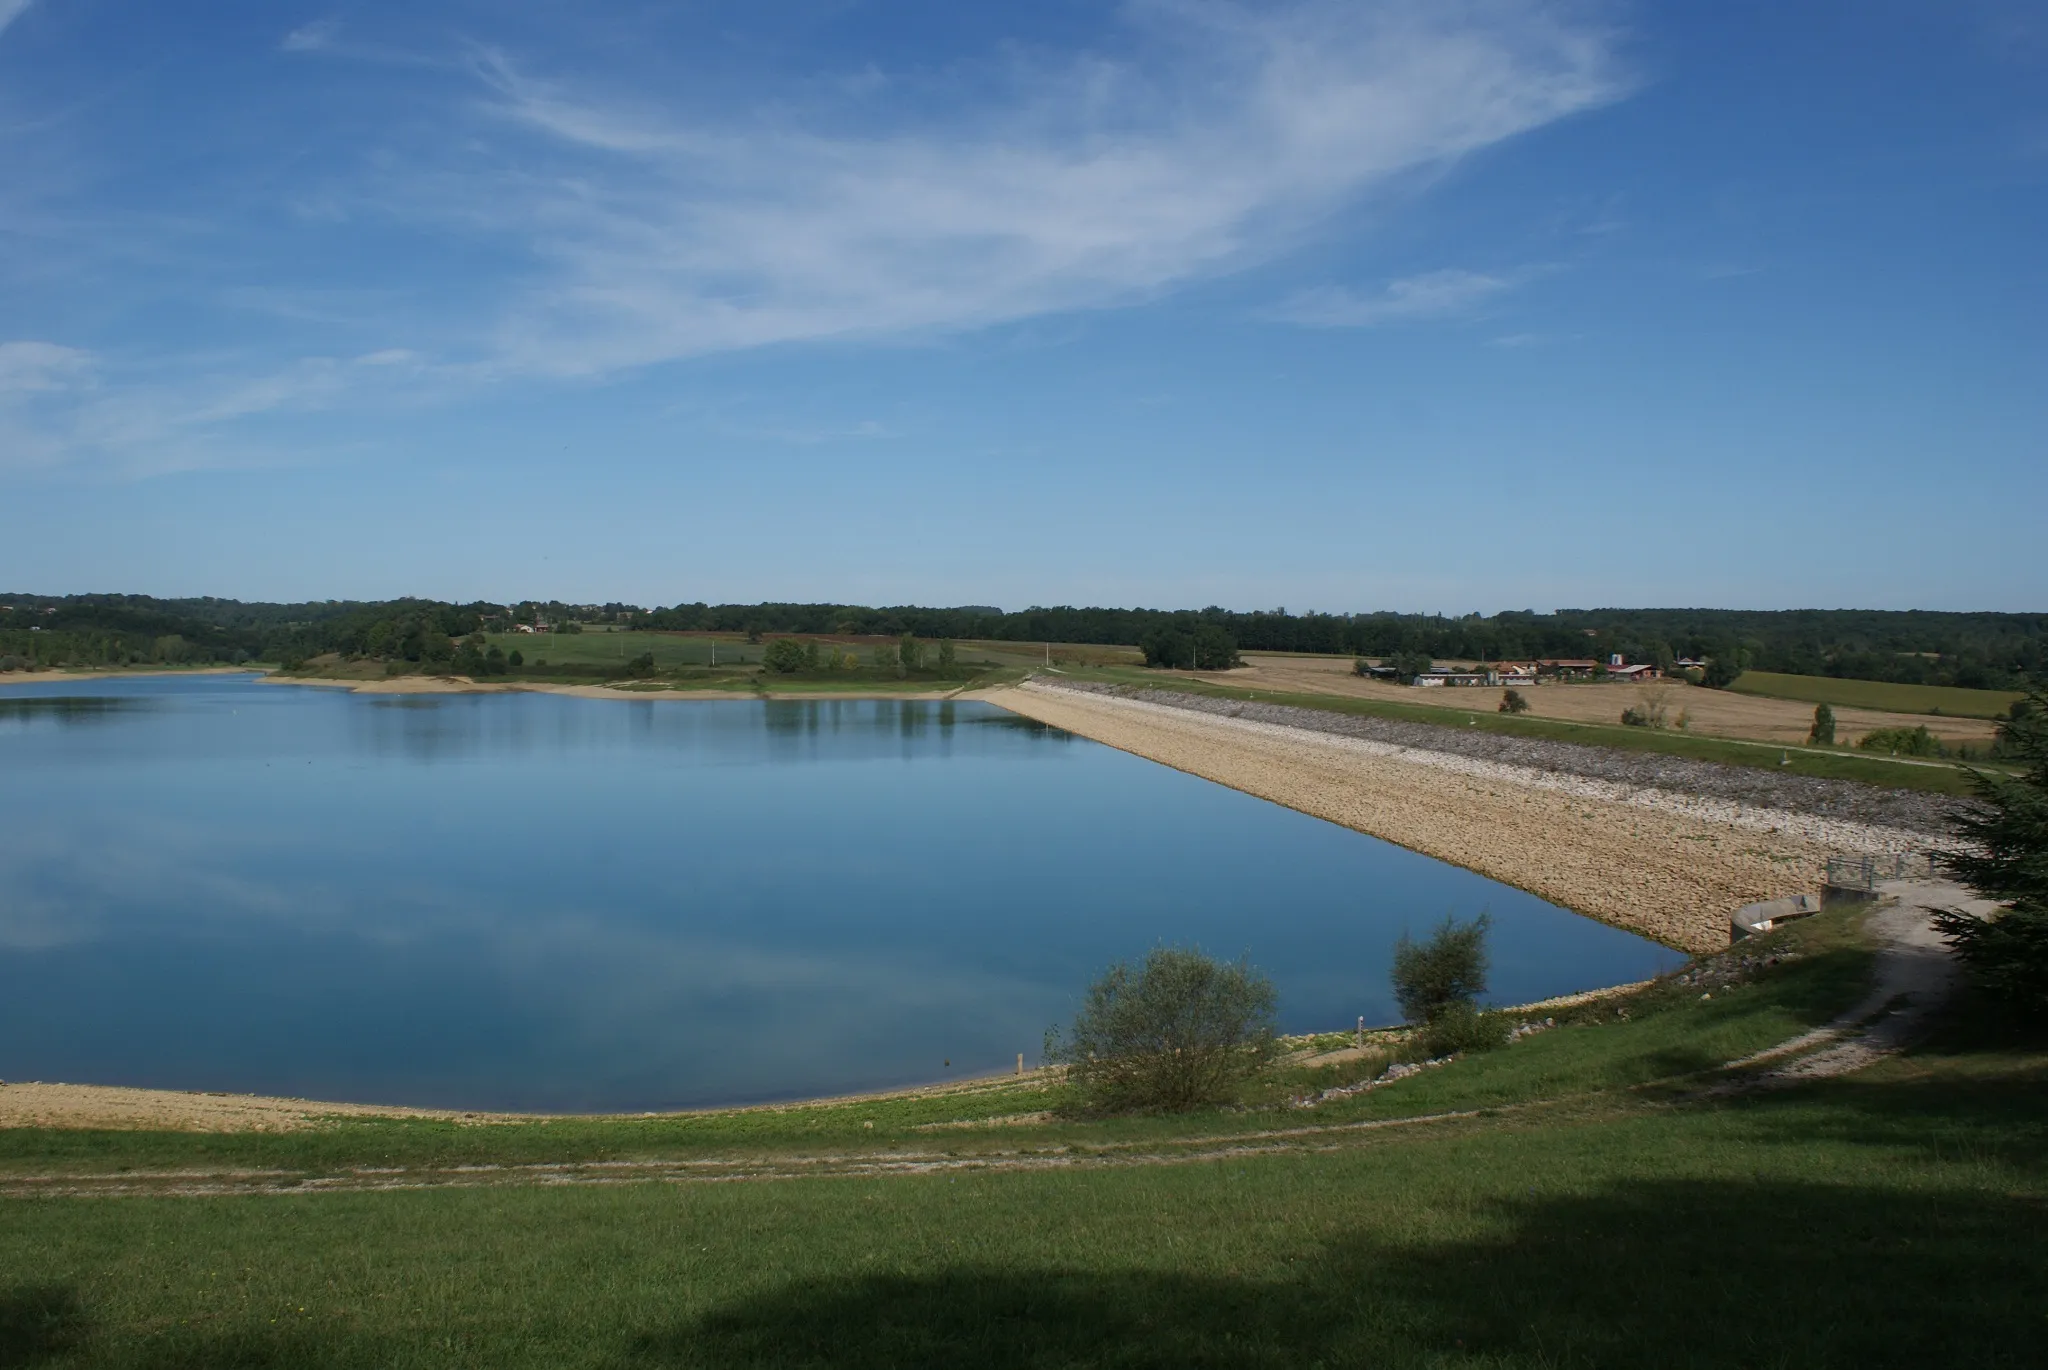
1;0;2042;612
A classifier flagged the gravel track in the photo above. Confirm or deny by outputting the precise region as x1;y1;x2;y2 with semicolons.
991;684;1924;950
1057;681;1969;838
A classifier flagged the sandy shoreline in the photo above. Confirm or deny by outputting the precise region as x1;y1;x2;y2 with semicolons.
0;1070;1048;1133
0;666;256;687
986;682;1847;953
255;674;974;702
3;666;978;702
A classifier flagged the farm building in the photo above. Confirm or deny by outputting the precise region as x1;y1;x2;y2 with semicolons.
1414;667;1538;687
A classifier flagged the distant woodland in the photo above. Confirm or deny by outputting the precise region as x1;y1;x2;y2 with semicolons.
2;594;2042;689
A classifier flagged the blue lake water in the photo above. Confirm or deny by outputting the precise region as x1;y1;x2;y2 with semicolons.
0;674;1682;1111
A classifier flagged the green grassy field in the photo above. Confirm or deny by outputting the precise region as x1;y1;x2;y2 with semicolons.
1067;667;2002;796
482;631;761;669
5;910;2044;1367
1730;670;2025;719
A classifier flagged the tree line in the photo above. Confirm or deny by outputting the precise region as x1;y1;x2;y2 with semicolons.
3;593;2041;688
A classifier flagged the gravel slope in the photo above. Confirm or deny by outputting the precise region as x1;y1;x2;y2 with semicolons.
989;682;1957;952
1057;682;1968;837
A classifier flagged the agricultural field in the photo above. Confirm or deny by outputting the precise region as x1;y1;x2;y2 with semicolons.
1728;669;2026;720
4;910;2043;1366
1215;653;2002;752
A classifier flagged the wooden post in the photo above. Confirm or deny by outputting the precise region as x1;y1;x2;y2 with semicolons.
1356;1016;1364;1049
1016;1053;1024;1076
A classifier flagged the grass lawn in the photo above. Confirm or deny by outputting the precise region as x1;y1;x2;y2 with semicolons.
1729;670;2026;720
1064;667;2000;796
5;910;2045;1367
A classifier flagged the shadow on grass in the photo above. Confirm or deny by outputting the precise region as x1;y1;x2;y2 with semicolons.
0;1286;87;1365
16;1177;2043;1368
620;1179;2043;1370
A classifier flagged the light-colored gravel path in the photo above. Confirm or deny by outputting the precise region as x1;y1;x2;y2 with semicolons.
988;683;1893;951
1735;879;1987;1082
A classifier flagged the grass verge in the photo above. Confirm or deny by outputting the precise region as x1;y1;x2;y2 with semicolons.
3;909;2043;1367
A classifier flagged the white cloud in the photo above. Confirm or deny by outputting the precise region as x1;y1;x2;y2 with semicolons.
0;1;32;42
1488;330;1576;347
0;340;92;393
8;1;1630;474
436;0;1626;374
1268;268;1515;327
281;18;339;53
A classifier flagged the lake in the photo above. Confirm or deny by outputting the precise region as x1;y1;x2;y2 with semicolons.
0;674;1681;1111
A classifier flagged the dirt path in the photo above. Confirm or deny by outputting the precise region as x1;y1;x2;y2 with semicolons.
1733;880;1985;1082
0;1108;1499;1199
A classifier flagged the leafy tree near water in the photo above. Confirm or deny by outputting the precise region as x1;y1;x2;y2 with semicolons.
1045;946;1278;1114
1936;688;2048;1020
762;638;810;674
1392;914;1504;1056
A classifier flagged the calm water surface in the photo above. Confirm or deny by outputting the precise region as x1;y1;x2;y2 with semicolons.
0;675;1680;1110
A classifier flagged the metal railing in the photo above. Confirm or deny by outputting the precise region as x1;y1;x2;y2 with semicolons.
1824;853;1938;891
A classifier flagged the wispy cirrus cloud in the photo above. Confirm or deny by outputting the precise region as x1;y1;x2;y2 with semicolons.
12;1;1630;475
0;340;92;393
0;0;33;43
423;0;1628;375
280;18;339;54
1266;268;1517;327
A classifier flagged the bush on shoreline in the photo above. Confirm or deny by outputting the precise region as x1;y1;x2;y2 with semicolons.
1046;946;1278;1114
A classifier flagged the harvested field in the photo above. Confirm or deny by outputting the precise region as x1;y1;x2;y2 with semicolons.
1213;654;2000;750
988;683;1954;953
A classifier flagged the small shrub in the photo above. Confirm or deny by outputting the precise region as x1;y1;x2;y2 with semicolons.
1045;946;1278;1115
1420;1001;1507;1057
1620;699;1668;729
507;648;524;670
762;638;809;674
1808;702;1836;746
623;651;656;678
1858;724;1943;757
1391;913;1491;1024
1499;688;1530;714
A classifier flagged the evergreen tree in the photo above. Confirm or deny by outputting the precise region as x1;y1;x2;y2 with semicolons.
1935;689;2048;1020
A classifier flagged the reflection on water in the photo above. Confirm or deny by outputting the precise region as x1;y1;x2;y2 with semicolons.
0;695;152;725
0;676;1681;1111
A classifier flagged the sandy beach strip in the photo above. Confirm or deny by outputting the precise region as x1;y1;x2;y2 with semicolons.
254;674;968;702
985;682;1874;953
0;1081;527;1132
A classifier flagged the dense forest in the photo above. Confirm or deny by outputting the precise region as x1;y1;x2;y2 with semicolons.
2;594;2042;688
